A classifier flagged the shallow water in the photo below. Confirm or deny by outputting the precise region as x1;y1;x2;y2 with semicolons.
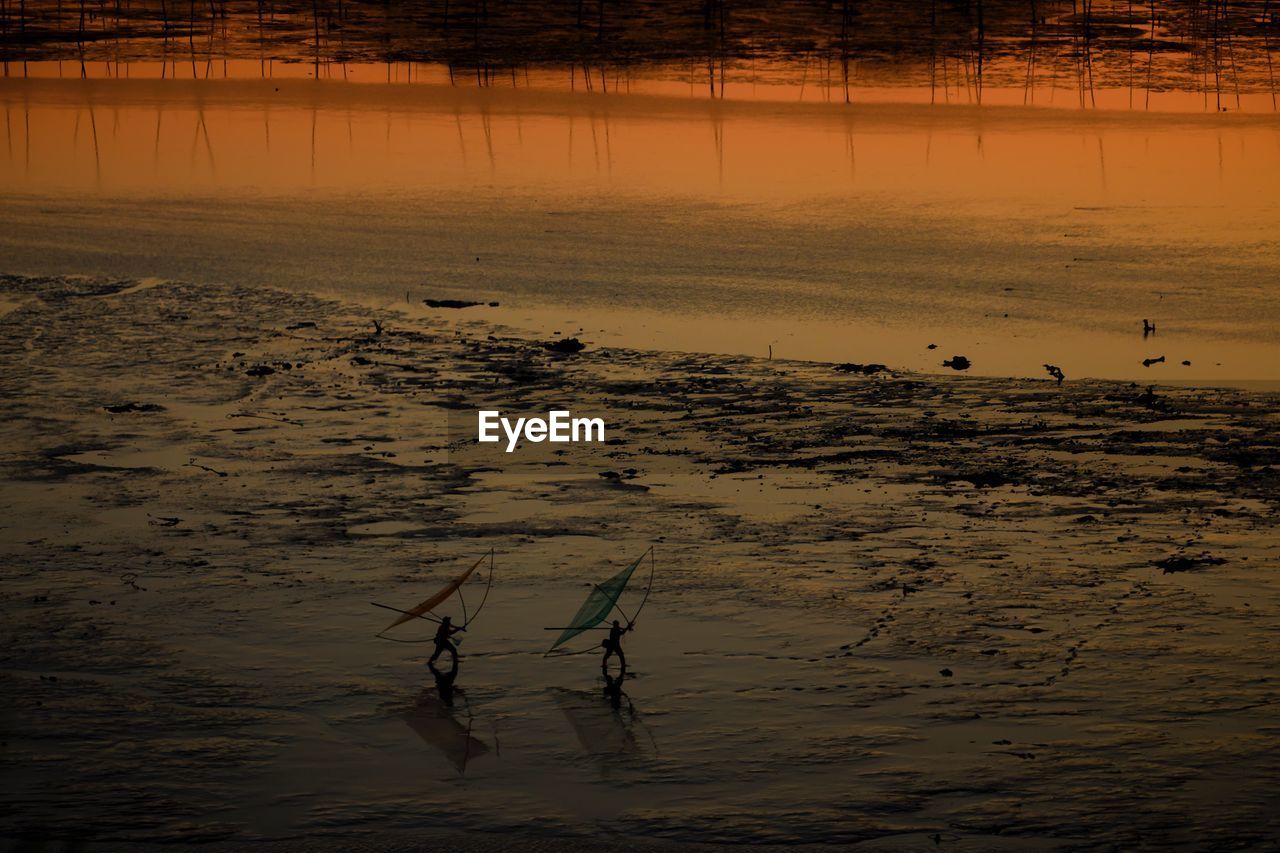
3;274;1278;847
2;64;1279;382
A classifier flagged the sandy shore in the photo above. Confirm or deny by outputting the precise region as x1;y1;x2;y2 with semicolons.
2;273;1279;849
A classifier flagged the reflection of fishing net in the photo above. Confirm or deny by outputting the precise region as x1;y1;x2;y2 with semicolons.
404;700;490;775
549;553;645;652
552;689;641;760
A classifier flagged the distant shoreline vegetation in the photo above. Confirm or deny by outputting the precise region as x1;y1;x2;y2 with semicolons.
1;0;1278;105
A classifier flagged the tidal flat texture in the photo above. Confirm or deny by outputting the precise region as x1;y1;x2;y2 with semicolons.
1;274;1278;848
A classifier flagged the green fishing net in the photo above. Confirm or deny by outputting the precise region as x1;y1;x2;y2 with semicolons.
548;552;645;651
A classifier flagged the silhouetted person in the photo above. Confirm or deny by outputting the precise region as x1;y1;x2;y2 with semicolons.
429;615;465;666
601;619;631;673
1044;364;1065;385
428;656;460;707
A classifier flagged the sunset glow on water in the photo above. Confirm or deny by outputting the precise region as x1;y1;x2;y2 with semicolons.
5;3;1280;849
4;60;1278;382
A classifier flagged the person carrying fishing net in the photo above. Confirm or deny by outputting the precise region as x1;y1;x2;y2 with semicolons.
429;615;466;666
601;619;632;673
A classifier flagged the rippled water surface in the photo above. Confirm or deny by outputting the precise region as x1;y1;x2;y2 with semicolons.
2;60;1279;382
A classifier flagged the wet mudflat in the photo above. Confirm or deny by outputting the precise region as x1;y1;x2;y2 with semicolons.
2;274;1278;848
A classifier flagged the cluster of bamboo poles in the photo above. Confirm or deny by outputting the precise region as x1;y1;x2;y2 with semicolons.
0;0;1275;109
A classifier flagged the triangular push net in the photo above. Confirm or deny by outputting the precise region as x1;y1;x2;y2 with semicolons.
548;552;645;652
382;553;487;633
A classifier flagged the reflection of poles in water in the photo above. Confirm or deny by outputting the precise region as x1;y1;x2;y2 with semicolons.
1146;0;1156;110
1210;0;1221;110
480;106;495;174
1069;0;1080;106
589;108;600;173
1220;0;1241;110
844;114;855;182
453;105;467;168
256;0;267;77
188;106;199;168
1096;135;1106;190
1024;0;1039;105
311;0;320;77
310;104;316;179
24;89;30;174
602;110;612;178
711;106;723;188
929;0;937;105
839;0;851;105
1216;130;1222;182
1081;0;1098;108
86;99;101;185
975;0;984;105
187;0;198;79
153;103;163;172
1265;0;1277;111
940;49;950;104
198;105;215;175
1198;0;1210;110
1127;0;1135;108
1088;2;1098;107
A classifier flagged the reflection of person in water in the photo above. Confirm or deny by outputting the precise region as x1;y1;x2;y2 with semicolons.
429;615;465;666
428;656;460;707
601;619;631;673
603;670;626;710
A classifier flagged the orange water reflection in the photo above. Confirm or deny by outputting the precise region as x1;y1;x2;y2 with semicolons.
2;63;1278;382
